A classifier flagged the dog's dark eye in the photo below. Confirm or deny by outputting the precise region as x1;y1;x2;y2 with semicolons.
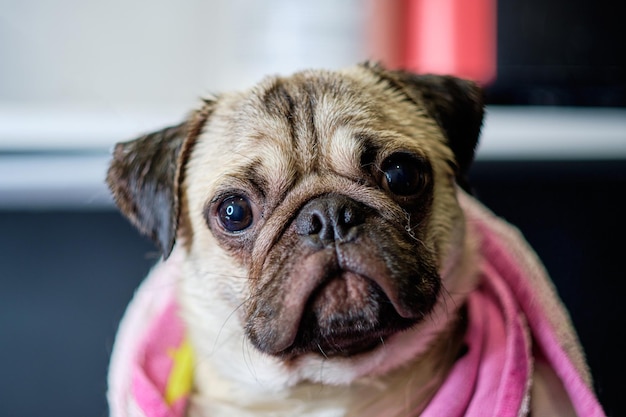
218;196;253;232
381;153;427;196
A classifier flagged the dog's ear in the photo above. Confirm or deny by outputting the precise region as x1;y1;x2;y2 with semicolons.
364;63;484;187
106;103;213;258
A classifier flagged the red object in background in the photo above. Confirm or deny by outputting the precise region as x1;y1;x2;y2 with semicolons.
368;0;497;86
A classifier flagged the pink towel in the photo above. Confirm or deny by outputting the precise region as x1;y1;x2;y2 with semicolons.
107;249;190;417
107;192;605;416
422;191;604;416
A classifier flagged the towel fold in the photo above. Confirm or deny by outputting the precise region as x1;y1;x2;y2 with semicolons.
107;192;605;417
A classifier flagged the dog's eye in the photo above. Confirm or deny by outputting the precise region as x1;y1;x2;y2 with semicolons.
381;153;427;196
218;196;253;232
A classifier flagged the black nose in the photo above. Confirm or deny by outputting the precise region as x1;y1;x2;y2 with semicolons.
295;194;366;246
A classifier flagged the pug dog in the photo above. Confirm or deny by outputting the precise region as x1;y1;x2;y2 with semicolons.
107;62;490;415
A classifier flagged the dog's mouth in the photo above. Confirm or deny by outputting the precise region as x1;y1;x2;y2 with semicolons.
246;242;440;360
286;269;420;357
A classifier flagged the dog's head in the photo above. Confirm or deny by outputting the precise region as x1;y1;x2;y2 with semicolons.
107;63;484;387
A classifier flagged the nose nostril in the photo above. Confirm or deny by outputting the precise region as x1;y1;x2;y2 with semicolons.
341;206;355;227
340;205;364;228
296;209;327;238
309;213;323;235
334;205;366;243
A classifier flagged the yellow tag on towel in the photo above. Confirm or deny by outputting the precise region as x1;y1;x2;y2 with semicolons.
165;337;194;405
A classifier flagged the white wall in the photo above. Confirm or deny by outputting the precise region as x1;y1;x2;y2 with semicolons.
1;0;367;151
0;0;366;110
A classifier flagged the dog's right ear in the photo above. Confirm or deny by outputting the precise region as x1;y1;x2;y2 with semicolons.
106;102;213;258
362;62;484;190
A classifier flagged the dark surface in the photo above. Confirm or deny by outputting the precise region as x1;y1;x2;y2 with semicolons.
0;210;156;417
486;0;626;106
469;159;626;417
0;159;624;416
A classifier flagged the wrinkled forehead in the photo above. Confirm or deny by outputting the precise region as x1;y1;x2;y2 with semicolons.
189;69;448;194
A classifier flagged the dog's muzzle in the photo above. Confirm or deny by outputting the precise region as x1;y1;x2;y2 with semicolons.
246;194;441;358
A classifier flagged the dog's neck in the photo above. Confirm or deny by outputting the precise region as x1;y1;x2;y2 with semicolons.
187;311;466;417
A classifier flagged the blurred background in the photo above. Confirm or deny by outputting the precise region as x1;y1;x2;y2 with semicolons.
1;0;624;415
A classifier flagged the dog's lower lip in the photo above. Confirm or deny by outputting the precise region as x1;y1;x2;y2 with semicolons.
281;322;413;359
316;331;389;356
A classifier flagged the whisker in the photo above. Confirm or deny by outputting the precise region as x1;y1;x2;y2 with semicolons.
317;343;329;360
210;296;250;354
241;332;259;382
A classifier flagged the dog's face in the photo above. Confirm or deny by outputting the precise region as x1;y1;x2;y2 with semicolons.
108;63;484;388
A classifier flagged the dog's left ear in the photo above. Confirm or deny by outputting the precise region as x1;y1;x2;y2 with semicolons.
106;103;213;258
364;64;485;187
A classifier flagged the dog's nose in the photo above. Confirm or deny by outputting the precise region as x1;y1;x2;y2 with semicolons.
295;194;366;246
